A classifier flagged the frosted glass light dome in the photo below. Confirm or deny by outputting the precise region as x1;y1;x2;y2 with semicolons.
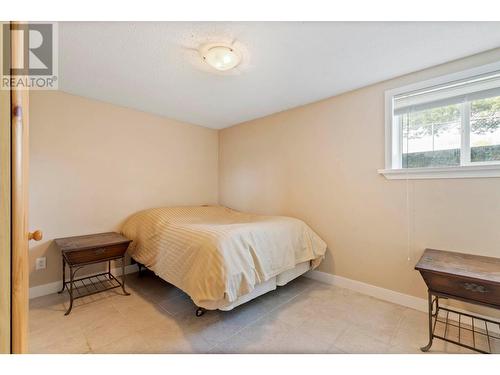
201;45;241;71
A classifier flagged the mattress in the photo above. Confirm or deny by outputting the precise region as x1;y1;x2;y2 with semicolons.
121;206;327;310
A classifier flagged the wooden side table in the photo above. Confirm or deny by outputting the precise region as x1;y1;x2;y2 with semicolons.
415;248;500;354
54;232;132;315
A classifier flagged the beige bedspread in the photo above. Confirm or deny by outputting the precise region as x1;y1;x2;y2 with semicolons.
121;206;327;309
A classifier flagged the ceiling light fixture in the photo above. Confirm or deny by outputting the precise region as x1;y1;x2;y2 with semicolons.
199;44;241;72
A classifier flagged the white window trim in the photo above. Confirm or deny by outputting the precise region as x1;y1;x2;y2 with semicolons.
379;60;500;180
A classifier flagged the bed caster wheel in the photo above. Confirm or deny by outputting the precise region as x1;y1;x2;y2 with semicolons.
195;307;206;317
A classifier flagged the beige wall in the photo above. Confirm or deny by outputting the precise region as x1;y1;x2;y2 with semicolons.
29;91;218;287
219;49;500;305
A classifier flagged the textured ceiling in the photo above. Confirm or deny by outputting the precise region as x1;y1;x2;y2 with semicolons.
59;22;500;129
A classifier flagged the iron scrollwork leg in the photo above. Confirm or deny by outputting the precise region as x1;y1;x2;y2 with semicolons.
421;290;434;352
58;257;66;294
64;266;78;316
121;256;130;296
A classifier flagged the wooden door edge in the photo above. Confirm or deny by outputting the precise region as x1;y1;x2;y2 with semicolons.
10;20;30;354
0;21;12;354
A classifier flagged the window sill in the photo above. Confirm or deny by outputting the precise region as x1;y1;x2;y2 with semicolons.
378;164;500;180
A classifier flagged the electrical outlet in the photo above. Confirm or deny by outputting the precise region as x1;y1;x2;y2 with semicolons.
35;257;46;270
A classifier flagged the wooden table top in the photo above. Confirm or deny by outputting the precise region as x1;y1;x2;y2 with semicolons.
415;248;500;284
54;232;131;252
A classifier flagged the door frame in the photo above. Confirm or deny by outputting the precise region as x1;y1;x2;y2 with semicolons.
0;22;11;354
10;21;30;354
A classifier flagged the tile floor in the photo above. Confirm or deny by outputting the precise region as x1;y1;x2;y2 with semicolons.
29;272;479;354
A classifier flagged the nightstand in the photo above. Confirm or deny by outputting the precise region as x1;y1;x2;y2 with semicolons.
416;248;500;353
54;232;132;315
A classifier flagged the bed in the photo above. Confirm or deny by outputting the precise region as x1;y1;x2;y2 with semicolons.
121;205;327;315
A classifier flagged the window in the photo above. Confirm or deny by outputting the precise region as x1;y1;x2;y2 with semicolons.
380;62;500;179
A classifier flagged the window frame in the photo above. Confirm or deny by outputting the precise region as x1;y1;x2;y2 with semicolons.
379;61;500;180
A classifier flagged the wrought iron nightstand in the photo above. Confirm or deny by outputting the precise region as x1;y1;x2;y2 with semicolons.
55;232;132;315
415;248;500;354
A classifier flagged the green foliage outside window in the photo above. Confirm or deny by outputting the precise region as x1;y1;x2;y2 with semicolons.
402;96;500;139
471;96;500;134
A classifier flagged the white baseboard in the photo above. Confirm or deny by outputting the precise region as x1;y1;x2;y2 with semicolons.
30;266;498;326
304;270;499;325
304;270;427;312
29;263;139;299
